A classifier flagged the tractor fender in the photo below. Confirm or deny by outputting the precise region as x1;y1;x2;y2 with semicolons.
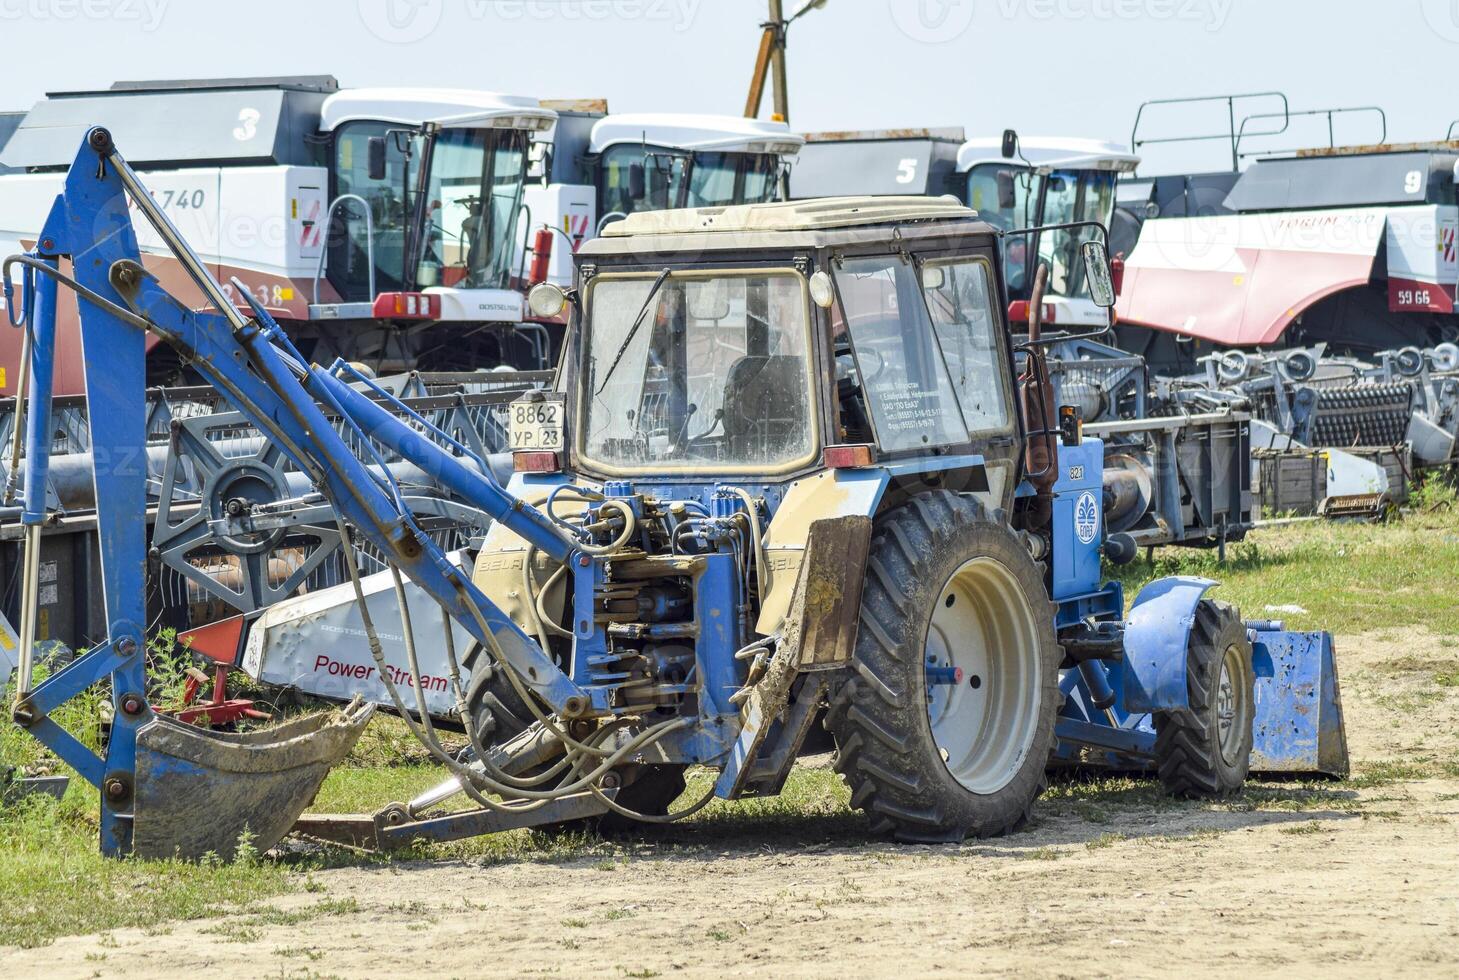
1120;575;1217;713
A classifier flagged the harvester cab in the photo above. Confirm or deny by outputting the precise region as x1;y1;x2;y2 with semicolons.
0;77;558;389
517;110;804;290
6;131;1344;860
0;84;805;391
790;128;1138;329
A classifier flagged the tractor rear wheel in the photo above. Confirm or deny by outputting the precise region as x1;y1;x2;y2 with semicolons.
825;492;1060;843
1154;599;1254;798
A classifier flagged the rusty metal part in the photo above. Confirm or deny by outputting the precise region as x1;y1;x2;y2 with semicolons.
1021;265;1058;527
719;516;870;799
1318;492;1393;523
293;788;613;851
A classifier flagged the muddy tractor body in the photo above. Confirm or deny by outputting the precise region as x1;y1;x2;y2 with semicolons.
6;131;1344;858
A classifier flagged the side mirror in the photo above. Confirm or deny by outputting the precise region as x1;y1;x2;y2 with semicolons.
1001;128;1018;159
995;170;1017;211
366;137;388;181
628;162;646;201
920;265;946;291
1081;240;1116;309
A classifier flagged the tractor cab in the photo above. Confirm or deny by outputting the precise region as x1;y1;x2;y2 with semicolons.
537;197;1027;513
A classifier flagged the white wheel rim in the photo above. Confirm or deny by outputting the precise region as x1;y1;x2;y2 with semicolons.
924;556;1043;795
1216;643;1244;766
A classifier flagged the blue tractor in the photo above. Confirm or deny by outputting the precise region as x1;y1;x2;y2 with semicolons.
4;130;1344;857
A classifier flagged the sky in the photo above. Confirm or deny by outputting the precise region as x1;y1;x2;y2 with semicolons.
2;0;1458;175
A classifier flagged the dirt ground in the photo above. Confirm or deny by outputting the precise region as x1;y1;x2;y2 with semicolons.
7;626;1458;978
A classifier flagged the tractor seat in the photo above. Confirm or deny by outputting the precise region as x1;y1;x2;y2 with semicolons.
722;355;808;458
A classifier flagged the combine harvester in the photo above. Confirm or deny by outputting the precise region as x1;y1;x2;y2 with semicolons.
1113;93;1459;509
793;128;1251;552
1115;92;1459;372
0;75;804;387
2;129;1344;857
0;77;803;656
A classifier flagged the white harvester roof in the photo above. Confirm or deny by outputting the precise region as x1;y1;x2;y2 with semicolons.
601;195;973;237
319;88;556;132
956;136;1140;174
589;113;804;157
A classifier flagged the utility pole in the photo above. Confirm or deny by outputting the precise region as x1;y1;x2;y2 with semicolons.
744;0;827;126
768;0;789;124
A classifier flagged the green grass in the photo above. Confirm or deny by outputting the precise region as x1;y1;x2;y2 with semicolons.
0;790;290;949
1107;505;1459;636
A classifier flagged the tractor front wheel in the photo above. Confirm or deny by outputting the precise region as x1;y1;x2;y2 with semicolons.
1153;599;1254;798
825;492;1061;843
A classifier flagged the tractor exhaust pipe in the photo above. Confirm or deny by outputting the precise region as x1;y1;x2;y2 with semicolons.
1021;264;1058;531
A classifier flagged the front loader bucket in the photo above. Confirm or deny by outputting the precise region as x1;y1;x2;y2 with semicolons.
131;699;374;860
1249;629;1349;778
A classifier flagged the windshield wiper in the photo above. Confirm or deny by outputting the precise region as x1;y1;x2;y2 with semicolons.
595;266;672;395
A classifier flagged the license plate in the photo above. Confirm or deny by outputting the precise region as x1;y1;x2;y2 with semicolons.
509;398;564;451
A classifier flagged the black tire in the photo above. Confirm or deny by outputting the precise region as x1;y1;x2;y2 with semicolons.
1154;599;1254;798
464;656;537;753
824;492;1061;843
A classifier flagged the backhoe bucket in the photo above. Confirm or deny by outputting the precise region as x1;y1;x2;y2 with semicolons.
1249;629;1348;778
131;699;374;860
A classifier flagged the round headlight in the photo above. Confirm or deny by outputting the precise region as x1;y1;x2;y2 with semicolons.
527;282;567;319
809;270;835;309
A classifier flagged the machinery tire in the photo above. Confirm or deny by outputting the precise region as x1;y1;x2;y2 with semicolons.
1153;599;1254;798
464;656;537;752
825;492;1061;843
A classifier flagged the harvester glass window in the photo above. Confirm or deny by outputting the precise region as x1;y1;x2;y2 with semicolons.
684;153;783;208
330;121;416;300
965;163;1041;293
835;256;970;452
419;128;528;290
1036;170;1116;299
922;258;1014;435
600;144;687;217
580;271;816;472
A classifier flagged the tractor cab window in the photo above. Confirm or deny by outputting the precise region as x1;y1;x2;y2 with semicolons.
1036;169;1116;299
581;270;817;473
834;255;970;453
921;258;1013;435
